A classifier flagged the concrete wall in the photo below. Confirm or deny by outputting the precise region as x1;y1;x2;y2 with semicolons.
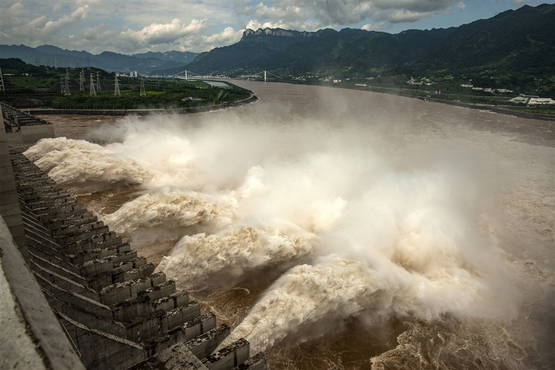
0;108;25;247
0;104;266;370
0;217;47;370
0;215;85;370
6;124;55;145
1;105;84;370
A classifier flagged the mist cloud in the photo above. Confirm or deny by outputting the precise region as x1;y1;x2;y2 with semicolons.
25;100;523;356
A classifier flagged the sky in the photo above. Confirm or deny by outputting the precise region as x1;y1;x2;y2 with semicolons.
0;0;552;54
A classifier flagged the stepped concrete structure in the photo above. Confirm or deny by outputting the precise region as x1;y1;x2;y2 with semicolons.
1;102;55;144
0;103;266;370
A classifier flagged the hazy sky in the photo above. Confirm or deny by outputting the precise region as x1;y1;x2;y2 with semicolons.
0;0;552;54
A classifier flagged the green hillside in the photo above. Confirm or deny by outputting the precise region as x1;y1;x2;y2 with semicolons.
0;58;251;109
187;4;555;97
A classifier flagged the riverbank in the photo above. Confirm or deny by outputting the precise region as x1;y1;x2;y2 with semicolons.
278;79;555;122
24;93;257;116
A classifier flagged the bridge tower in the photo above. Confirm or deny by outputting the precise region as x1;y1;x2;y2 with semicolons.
114;74;121;97
79;69;85;92
185;70;188;80
89;73;96;96
139;78;146;96
0;68;5;93
264;70;267;83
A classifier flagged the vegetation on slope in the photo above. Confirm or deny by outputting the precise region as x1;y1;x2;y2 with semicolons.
0;58;251;109
187;4;555;97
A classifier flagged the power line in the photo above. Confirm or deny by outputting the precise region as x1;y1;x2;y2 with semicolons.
64;69;71;96
114;74;121;97
89;73;96;96
79;69;85;92
96;71;102;92
139;77;146;96
0;68;5;93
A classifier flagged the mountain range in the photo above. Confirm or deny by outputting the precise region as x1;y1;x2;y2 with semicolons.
0;4;553;95
0;44;198;74
187;4;555;95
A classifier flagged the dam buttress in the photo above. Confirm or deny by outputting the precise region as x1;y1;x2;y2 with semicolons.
0;103;266;370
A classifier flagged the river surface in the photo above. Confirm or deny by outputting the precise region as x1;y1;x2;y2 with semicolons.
33;81;554;369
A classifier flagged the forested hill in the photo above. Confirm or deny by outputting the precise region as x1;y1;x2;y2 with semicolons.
187;4;555;95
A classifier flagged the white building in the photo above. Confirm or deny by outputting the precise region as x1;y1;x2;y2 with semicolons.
510;96;529;104
528;97;555;105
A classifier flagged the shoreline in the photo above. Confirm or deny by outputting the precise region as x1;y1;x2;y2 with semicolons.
277;80;555;122
12;81;258;116
419;97;555;122
24;93;257;116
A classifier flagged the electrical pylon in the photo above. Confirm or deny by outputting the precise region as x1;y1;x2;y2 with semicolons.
79;69;85;92
64;69;71;96
60;76;65;95
89;73;97;96
114;74;121;97
139;78;146;96
96;72;102;92
0;67;5;93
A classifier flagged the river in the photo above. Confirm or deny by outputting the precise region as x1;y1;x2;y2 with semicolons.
33;81;554;369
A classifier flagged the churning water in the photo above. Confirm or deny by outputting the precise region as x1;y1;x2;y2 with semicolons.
27;81;554;369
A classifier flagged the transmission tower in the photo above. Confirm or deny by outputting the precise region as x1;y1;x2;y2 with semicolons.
79;69;85;92
64;69;71;96
114;74;121;97
185;70;188;80
0;68;5;93
89;73;97;96
60;76;65;95
96;71;102;92
139;78;146;96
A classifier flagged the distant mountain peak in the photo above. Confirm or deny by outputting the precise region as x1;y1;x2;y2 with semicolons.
242;28;316;40
0;45;199;73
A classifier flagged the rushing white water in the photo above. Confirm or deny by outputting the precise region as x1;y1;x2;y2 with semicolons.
25;137;151;190
23;85;554;368
157;224;315;289
102;190;234;235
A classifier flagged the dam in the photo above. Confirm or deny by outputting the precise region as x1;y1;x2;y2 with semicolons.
2;78;554;369
0;102;266;369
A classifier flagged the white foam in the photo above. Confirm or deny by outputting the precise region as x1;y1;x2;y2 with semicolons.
103;189;234;235
158;224;315;289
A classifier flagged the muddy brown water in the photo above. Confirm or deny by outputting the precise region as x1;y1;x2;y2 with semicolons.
37;81;554;369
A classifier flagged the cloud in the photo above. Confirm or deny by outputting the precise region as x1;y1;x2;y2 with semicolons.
121;18;205;46
42;5;89;33
0;0;517;54
202;26;243;47
237;0;459;30
361;23;384;31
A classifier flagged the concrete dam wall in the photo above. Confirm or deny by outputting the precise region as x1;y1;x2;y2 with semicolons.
0;103;266;370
